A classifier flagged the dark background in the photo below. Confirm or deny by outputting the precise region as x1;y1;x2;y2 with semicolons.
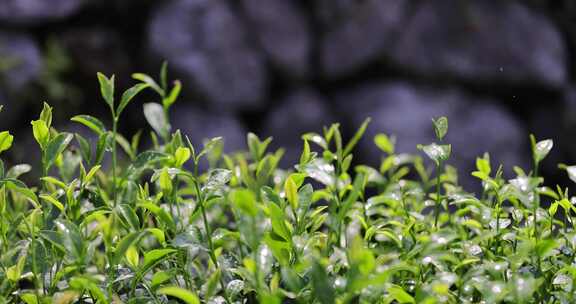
0;0;575;189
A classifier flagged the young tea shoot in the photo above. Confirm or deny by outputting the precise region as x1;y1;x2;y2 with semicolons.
1;68;576;304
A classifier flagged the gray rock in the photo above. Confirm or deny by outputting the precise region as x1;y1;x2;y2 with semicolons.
336;82;527;189
241;0;311;77
0;32;42;93
149;0;267;111
262;89;335;166
171;104;247;154
391;0;566;87
0;0;82;24
318;0;408;77
59;28;132;78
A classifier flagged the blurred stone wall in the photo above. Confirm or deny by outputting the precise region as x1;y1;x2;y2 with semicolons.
0;0;575;188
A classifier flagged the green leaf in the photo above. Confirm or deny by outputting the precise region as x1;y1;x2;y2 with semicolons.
261;186;283;207
97;72;115;109
116;204;140;230
349;237;375;275
160;61;168;90
126;151;168;178
296;183;313;220
141;249;177;273
55;220;85;263
117;83;150;117
536;239;557;258
132;73;164;96
204;168;231;193
113;231;146;265
43;133;73;171
566;165;576;184
151;271;172;289
247;133;272;161
39;102;53;127
138;202;176;232
126;246;139;268
157;286;200;304
143;102;168;137
19;294;38;304
159;168;173;195
418;143;451;165
230;189;257;217
264;232;291;266
343;118;371;156
69;276;108;304
163;80;181;109
310;260;334;304
4;180;39;208
75;133;92;163
204;269;221;299
133;151;168;168
299;139;311;165
174;147;191;167
267;202;291;242
476;156;491;175
374;133;394;154
549;202;559;216
146;228;166;245
302;132;327;150
387;285;415;304
31;120;50;150
71;115;106;136
432;116;448;140
84;165;101;184
299;159;335;186
259;293;281;304
339;173;365;220
95;132;112;165
40;194;65;212
284;174;299;211
530;135;553;164
38;230;66;253
0;131;14;154
115;133;134;160
6;253;26;282
6;164;31;179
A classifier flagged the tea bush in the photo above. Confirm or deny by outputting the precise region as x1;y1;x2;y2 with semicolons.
1;66;576;303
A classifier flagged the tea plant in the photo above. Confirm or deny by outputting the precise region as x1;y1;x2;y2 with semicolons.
2;68;576;304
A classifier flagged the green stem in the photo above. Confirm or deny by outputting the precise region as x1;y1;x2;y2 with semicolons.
533;164;541;271
326;187;341;257
172;177;182;231
251;216;261;295
291;207;300;235
112;118;118;207
162;107;171;144
495;197;501;235
26;220;42;300
195;182;231;304
434;161;443;229
401;190;410;222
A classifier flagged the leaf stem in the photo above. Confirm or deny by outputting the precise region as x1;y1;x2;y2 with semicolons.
195;181;231;304
112;118;118;207
434;161;443;229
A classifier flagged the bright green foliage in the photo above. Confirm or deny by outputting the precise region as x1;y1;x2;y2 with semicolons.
3;71;576;304
0;131;13;154
432;116;448;140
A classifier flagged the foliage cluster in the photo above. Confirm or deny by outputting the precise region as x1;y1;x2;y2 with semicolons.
1;66;576;303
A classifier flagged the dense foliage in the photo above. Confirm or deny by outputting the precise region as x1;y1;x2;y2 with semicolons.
2;66;576;304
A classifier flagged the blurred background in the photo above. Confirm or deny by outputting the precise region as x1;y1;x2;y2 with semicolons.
0;0;575;189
